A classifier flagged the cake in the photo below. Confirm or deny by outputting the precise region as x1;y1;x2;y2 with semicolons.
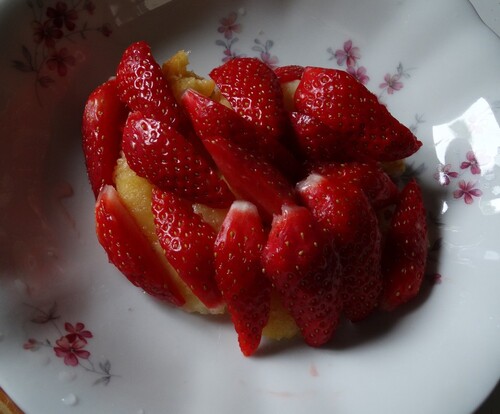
82;41;427;356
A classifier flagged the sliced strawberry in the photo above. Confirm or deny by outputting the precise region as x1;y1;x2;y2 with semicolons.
200;135;297;222
209;57;288;141
82;78;128;198
181;89;301;180
122;111;234;208
116;41;184;131
262;205;342;347
274;65;304;83
380;179;428;311
95;185;185;306
311;161;399;209
297;174;382;321
214;201;270;356
294;67;422;162
289;112;347;162
151;188;223;309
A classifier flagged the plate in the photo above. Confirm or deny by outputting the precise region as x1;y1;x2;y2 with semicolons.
1;0;499;413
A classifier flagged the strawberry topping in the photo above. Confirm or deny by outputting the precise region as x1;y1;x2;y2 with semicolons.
95;185;185;306
295;67;422;162
116;41;184;131
298;174;383;322
380;179;428;310
209;57;288;141
214;201;270;356
122;111;234;208
82;78;128;198
263;205;342;346
152;188;223;309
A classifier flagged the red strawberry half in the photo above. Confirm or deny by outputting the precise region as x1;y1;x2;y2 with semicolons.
82;78;128;198
289;112;347;162
95;185;185;306
122;111;234;208
298;174;383;321
116;41;184;131
201;135;297;222
214;201;270;356
262;205;342;346
311;161;399;210
274;65;304;83
181;89;301;180
295;67;422;162
209;57;288;141
151;188;223;309
380;179;428;311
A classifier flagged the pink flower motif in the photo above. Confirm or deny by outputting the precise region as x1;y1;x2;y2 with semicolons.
54;335;90;367
260;52;279;69
453;180;483;204
379;73;403;94
347;65;370;85
32;20;63;48
460;151;481;175
83;0;96;15
218;12;241;40
47;2;78;31
46;48;75;76
334;40;360;68
23;338;38;350
64;322;93;342
433;164;459;186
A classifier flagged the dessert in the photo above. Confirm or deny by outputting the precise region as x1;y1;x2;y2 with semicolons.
82;41;427;356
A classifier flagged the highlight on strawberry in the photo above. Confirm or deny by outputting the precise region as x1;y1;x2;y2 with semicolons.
82;41;428;356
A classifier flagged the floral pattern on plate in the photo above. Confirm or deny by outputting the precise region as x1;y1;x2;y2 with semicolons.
22;303;116;386
11;0;112;104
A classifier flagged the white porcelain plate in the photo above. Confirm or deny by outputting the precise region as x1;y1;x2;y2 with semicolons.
1;0;499;413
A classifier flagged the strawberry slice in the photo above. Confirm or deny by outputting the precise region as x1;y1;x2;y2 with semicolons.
151;188;223;309
214;201;270;356
298;174;383;321
274;65;304;83
95;185;185;306
122;111;234;208
82;78;128;198
311;161;399;209
380;179;428;310
116;41;184;131
295;67;422;162
200;135;297;222
181;89;301;180
262;205;342;347
209;57;288;141
289;112;347;162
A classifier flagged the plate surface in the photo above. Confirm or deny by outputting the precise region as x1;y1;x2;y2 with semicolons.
0;0;499;413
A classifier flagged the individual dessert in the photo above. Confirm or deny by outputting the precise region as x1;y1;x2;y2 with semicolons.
82;41;427;356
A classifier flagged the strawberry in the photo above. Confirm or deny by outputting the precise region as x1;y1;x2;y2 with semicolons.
297;174;383;321
380;179;428;311
82;78;128;198
151;188;223;309
311;161;399;210
274;65;304;83
122;111;234;208
95;185;185;306
294;67;422;162
209;57;288;141
116;41;184;131
181;89;301;180
289;112;346;162
214;201;270;356
262;205;342;347
200;135;297;222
